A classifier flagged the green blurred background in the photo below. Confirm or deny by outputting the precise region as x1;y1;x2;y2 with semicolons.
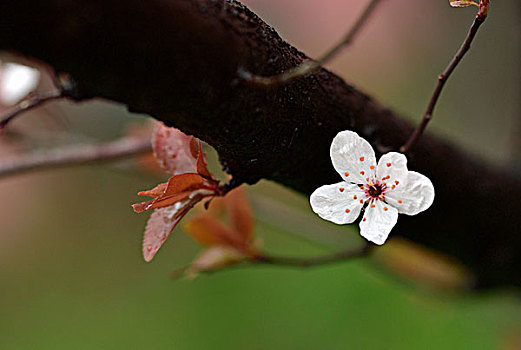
1;0;520;349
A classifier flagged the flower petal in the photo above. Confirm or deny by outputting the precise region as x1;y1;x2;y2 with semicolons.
310;182;365;224
330;131;377;184
359;200;398;245
376;152;409;190
385;171;434;215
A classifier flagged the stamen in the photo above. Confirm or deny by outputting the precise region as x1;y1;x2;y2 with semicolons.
345;209;350;213
391;185;396;189
370;204;375;208
366;177;370;182
398;200;402;204
360;157;365;161
354;195;357;200
363;217;367;222
339;188;344;192
384;207;388;211
395;180;399;185
360;171;365;175
345;172;349;177
386;163;391;167
360;199;363;204
370;165;375;170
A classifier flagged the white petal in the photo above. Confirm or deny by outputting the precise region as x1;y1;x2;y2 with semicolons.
310;182;365;225
359;200;398;245
0;63;40;105
330;130;377;184
385;171;434;215
376;152;409;190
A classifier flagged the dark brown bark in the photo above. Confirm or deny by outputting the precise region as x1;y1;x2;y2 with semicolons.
1;0;519;289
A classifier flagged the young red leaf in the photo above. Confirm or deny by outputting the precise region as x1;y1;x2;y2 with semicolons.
137;182;168;198
132;173;216;213
143;205;193;262
194;140;216;182
134;123;226;262
226;188;254;241
133;190;193;213
186;246;245;276
153;122;198;175
184;214;246;249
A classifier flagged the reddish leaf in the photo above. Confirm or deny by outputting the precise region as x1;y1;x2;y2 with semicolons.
137;182;167;198
142;205;192;262
161;173;208;197
226;188;254;241
186;246;245;275
194;141;216;182
184;214;245;248
133;190;193;213
152;122;198;175
132;173;215;213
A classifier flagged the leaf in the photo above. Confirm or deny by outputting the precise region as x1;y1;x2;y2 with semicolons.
142;205;192;262
137;182;168;198
226;187;254;241
449;0;478;8
132;173;214;213
186;246;245;275
195;140;216;182
153;122;218;182
152;122;198;175
184;214;246;249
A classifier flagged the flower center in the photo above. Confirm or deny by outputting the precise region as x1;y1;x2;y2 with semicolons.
366;182;385;200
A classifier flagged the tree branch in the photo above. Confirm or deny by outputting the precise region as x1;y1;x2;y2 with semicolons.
0;90;63;130
0;135;151;178
241;0;383;85
251;244;370;268
401;8;487;153
0;0;519;288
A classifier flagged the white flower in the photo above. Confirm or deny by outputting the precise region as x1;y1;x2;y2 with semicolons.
310;131;435;245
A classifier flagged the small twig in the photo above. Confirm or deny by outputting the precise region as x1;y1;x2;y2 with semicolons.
240;0;383;86
0;135;152;178
400;2;488;153
251;244;370;268
0;89;63;130
170;244;370;279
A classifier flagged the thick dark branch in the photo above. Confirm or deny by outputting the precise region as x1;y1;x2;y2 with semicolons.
1;0;520;289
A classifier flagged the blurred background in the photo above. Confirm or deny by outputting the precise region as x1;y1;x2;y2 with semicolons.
0;0;520;349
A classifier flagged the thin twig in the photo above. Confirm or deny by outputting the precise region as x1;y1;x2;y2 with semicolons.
251;244;370;268
400;4;488;153
0;135;152;178
170;244;371;279
240;0;383;86
0;90;63;130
